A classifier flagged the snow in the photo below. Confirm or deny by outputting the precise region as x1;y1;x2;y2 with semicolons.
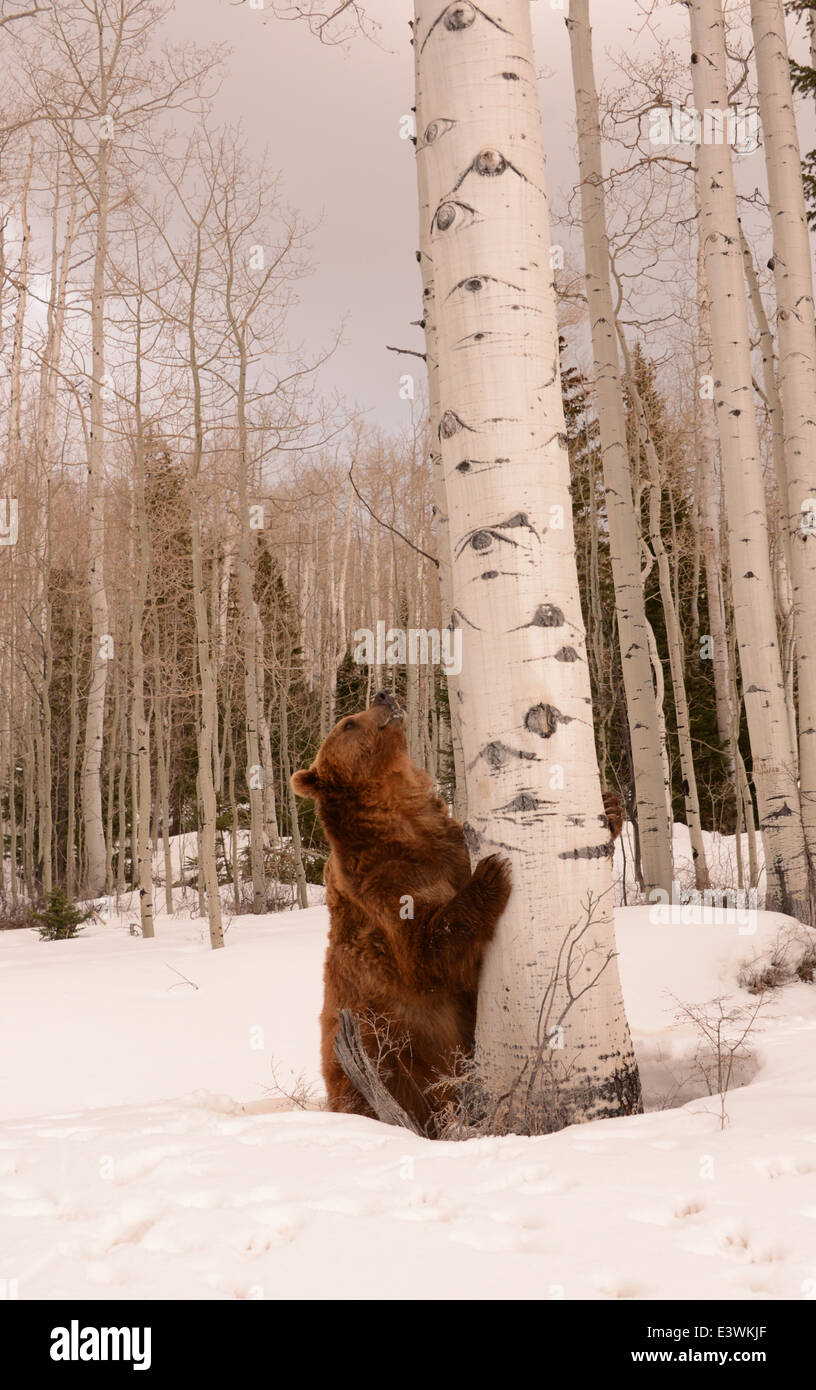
1;832;816;1301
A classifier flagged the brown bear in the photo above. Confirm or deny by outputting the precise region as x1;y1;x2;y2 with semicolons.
291;689;512;1135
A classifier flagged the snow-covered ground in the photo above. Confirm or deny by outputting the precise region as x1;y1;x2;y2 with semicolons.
1;830;815;1301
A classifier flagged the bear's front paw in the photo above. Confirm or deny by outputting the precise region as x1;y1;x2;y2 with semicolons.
472;853;512;916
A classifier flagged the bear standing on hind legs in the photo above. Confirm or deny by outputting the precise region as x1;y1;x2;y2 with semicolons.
291;689;512;1136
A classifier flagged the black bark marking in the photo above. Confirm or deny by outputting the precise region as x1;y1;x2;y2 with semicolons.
463;821;483;855
422;117;456;147
420;3;509;53
454;513;540;563
450;149;543;198
524;703;573;738
497;793;556;814
470;741;537;771
555;646;579;662
559;841;615;860
432;199;480;234
455;456;509;474
451;606;480;630
439;409;474;439
473;148;506;177
529;603;565;628
446;273;522;299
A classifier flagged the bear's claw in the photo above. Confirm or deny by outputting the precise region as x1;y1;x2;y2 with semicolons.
472;853;513;913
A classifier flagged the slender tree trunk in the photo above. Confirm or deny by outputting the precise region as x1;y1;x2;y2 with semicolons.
414;0;641;1132
621;335;710;889
751;0;816;918
688;0;811;920
130;299;155;937
413;40;467;817
187;239;223;946
82;126;112;896
151;600;174;916
66;594;81;900
739;223;797;756
279;678;308;910
189;501;223;947
696;221;736;783
567;0;673;897
232;359;265;913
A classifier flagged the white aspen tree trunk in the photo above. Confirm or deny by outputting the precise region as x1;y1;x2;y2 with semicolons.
324;484;338;734
226;708;241;912
82;122;112;897
22;705;35;899
66;593;81;900
688;0;811;920
130;295;154;938
235;433;266;915
414;0;641;1132
751;0;816;917
116;667;128;898
568;0;673;897
6;141;33;484
621;335;711;889
37;542;54;898
696;222;736;779
186;231;223;949
645;613;673;833
413;33;468;815
739;223;798;756
151;598;174;916
106;674;120;894
189;491;224;948
689;470;702;646
278;670;309;909
209;533;221;798
255;608;279;846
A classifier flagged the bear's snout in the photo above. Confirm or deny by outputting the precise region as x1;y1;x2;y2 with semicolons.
373;690;404;725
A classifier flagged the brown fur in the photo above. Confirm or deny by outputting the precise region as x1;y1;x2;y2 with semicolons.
602;789;625;841
291;696;512;1134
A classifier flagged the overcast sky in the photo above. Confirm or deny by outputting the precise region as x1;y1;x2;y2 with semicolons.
162;0;811;434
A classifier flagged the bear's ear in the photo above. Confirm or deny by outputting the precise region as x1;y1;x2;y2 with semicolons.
291;767;320;799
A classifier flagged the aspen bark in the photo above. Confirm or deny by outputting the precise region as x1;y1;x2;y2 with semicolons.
414;0;641;1131
696;221;736;778
568;0;673;897
186;221;223;948
621;335;710;889
751;0;816;916
688;0;811;919
151;599;174;916
130;295;155;937
66;594;81;899
413;26;467;816
739;224;797;754
81;114;112;896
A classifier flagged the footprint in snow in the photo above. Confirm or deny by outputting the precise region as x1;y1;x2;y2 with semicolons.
753;1154;816;1179
627;1197;706;1226
107;1144;186;1184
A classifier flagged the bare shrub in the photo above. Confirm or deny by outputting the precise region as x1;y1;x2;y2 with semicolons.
0;897;35;931
738;924;816;994
671;993;767;1130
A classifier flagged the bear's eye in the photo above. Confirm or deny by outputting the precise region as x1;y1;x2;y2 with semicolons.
343;720;356;732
